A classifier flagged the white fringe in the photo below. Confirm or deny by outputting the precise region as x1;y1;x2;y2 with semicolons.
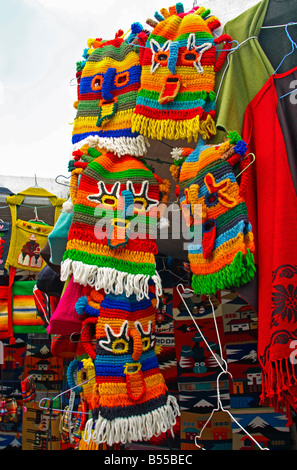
60;259;163;301
83;395;180;446
72;135;150;158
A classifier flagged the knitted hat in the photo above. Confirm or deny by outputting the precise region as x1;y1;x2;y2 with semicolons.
132;3;232;142
170;133;256;295
61;148;170;300
78;291;180;446
72;26;150;157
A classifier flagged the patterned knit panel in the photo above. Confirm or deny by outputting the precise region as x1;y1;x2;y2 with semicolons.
72;29;149;157
132;4;231;142
170;134;256;295
78;291;180;446
61;151;163;299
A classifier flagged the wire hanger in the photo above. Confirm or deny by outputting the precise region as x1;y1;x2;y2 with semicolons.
28;207;48;226
158;257;190;284
274;22;297;76
176;283;270;451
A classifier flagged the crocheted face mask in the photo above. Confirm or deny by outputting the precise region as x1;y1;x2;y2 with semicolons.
78;291;180;446
72;26;149;157
61;148;170;301
170;133;256;295
132;3;232;142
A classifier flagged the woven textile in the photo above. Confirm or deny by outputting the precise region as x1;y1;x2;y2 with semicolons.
78;290;179;446
61;148;170;300
170;133;256;295
72;27;149;157
132;3;232;142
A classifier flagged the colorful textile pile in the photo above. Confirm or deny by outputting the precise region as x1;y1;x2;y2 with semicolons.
170;133;256;295
72;26;149;157
132;4;232;142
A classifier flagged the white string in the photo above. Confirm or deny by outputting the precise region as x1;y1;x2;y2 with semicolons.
176;283;270;451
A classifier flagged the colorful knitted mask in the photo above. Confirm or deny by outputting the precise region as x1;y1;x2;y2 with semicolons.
170;133;256;294
78;291;179;446
72;26;149;157
132;3;232;142
61;147;170;301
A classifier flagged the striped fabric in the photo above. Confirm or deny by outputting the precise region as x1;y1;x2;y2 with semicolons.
132;4;231;142
72;30;149;157
61;150;167;300
78;290;179;446
170;134;256;295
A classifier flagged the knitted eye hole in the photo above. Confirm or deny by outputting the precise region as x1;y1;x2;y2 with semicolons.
133;197;147;212
80;369;87;382
101;195;117;208
115;71;129;87
141;337;151;352
181;49;200;65
112;338;129;354
91;75;103;91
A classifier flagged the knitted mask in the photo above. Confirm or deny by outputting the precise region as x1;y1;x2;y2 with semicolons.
132;3;232;142
78;291;180;446
72;26;149;157
170;133;256;294
61;147;170;301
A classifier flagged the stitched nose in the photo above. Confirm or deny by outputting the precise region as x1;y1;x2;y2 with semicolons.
102;67;116;101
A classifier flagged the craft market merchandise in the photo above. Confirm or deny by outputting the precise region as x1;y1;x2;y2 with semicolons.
170;132;256;295
61;148;170;301
132;3;233;142
78;291;180;446
72;25;149;157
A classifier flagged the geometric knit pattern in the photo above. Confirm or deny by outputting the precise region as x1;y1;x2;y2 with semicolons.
61;149;169;300
72;26;149;157
77;290;180;446
132;3;232;142
170;133;256;295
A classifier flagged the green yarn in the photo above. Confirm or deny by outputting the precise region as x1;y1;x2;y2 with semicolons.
191;249;256;295
227;131;242;145
63;249;157;277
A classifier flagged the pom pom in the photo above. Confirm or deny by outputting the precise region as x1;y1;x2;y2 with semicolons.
234;140;247;156
63;200;74;214
159;217;170;229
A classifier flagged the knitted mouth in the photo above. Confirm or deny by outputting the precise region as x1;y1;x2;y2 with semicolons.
158;75;181;104
125;365;146;401
96;97;118;127
107;217;131;249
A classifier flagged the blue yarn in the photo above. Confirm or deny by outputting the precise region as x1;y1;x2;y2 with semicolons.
168;41;179;74
175;2;184;13
75;296;88;315
120;190;134;217
234;140;247;156
154;11;164;22
67;359;83;394
102;67;117;101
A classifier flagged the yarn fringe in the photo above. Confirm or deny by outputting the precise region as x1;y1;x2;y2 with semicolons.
82;395;180;446
259;355;297;427
60;259;162;301
72;135;149;158
191;249;256;295
131;113;217;142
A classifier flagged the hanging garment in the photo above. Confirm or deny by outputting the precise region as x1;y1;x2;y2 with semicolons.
5;187;65;272
241;66;297;424
78;291;180;446
71;24;149;157
0;267;15;342
47;276;84;336
0;221;12;276
170;133;255;295
213;0;297;139
132;3;232;142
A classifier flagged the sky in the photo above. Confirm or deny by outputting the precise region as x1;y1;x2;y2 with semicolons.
0;0;260;181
